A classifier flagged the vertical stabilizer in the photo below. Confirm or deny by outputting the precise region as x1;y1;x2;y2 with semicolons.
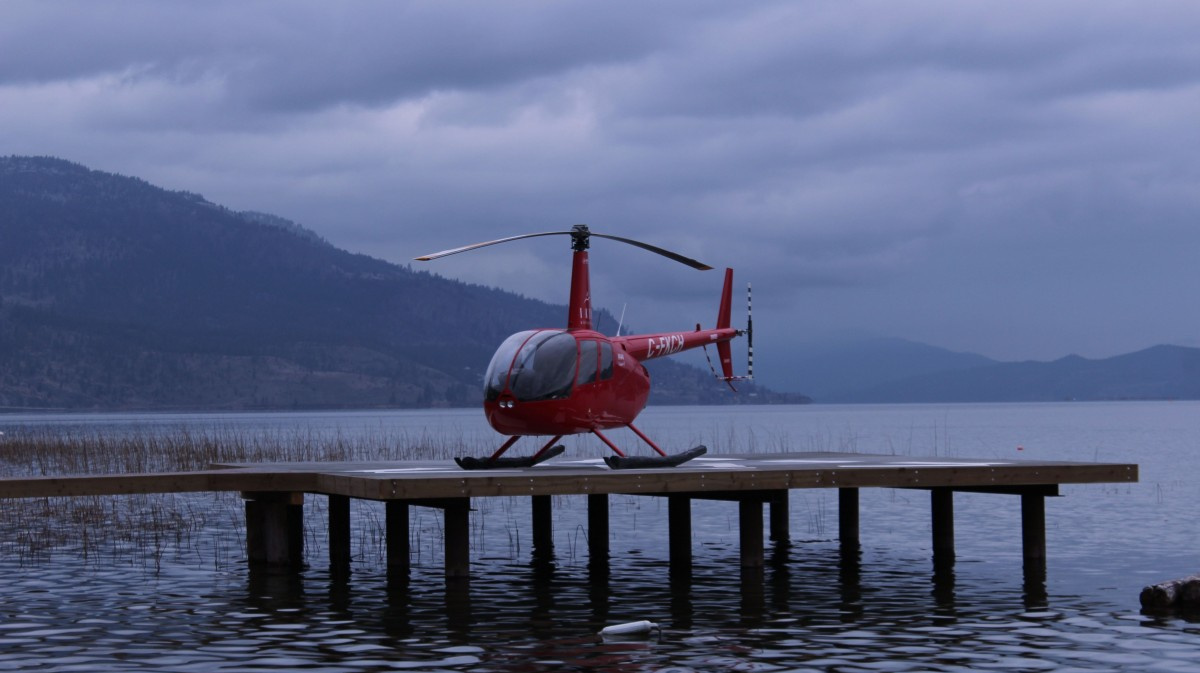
716;268;735;379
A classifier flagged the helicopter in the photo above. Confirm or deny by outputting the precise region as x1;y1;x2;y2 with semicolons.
415;224;751;470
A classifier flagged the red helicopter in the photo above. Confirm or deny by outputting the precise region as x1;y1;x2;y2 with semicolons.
415;224;751;469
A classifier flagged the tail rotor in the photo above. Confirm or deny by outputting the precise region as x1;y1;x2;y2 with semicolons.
707;270;754;390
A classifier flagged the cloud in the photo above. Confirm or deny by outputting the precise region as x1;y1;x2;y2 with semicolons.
2;0;1199;362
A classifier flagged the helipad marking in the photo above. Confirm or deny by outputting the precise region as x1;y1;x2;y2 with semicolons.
346;467;457;474
761;459;856;465
340;457;1017;474
849;461;1012;468
554;458;611;470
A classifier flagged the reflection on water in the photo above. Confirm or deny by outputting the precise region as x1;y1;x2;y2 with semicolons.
2;493;1200;672
3;402;1200;671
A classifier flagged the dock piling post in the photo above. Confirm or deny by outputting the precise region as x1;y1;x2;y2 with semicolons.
244;491;304;568
386;500;410;577
532;495;553;557
931;488;955;564
587;494;609;561
839;488;860;549
1021;492;1046;561
669;495;693;574
769;490;789;542
443;498;471;579
329;494;351;572
739;498;764;568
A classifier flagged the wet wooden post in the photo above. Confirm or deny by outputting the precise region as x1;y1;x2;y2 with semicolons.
1021;492;1046;561
386;500;409;575
739;498;764;568
244;491;304;568
931;488;954;563
587;494;609;559
769;490;789;542
532;495;553;556
443;498;471;579
668;495;692;572
839;488;860;549
329;494;351;571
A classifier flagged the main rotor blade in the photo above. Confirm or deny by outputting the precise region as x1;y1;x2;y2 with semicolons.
591;233;713;270
415;227;713;271
414;231;572;261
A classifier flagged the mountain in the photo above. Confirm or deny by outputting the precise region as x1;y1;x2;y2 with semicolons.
756;337;997;401
754;334;1199;403
0;156;805;410
841;344;1200;403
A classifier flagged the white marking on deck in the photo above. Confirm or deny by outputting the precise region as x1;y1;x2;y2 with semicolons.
347;467;454;474
850;461;1012;468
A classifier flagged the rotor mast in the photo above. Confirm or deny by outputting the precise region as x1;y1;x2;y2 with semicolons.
568;224;593;331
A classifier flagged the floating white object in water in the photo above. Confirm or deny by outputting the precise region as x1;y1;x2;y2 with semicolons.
599;620;660;637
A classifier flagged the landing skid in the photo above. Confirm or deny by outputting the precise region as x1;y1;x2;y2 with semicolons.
603;446;707;470
455;445;565;470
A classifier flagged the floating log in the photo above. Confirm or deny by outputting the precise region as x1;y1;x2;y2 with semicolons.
1140;575;1200;610
599;620;660;639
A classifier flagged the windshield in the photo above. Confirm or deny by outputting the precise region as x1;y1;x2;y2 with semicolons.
485;330;579;402
484;331;538;401
509;331;578;401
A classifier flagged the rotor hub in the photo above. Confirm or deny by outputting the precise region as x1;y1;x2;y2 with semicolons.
570;224;591;251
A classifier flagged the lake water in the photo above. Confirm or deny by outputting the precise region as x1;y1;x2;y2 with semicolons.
1;402;1198;672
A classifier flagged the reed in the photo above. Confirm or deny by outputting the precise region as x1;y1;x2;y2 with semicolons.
0;419;792;572
0;425;480;477
0;425;490;573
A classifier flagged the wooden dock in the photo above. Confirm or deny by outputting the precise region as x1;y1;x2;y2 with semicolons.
0;452;1137;578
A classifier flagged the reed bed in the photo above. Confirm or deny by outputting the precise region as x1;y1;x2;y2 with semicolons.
0;425;494;573
0;420;817;573
0;424;485;477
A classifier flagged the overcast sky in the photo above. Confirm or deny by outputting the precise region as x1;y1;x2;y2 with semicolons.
3;0;1199;363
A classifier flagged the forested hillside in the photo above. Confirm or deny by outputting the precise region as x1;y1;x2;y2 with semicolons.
0;156;802;410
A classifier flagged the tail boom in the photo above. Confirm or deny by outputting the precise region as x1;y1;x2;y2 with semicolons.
615;267;742;365
616;327;738;363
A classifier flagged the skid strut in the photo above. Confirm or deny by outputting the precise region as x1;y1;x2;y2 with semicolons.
596;424;706;470
455;435;564;470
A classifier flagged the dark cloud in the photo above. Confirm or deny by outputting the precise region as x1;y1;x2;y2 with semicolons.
1;1;723;114
3;0;1199;364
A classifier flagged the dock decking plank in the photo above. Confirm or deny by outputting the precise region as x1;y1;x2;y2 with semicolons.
0;452;1137;500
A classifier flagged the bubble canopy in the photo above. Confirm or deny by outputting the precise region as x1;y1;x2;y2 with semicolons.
485;330;578;402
